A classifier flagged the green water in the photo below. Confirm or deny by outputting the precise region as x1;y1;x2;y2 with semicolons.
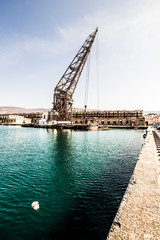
0;126;144;240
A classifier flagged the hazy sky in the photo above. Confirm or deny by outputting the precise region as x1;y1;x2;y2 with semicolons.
0;0;160;111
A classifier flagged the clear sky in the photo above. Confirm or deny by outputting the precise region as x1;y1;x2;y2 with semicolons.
0;0;160;111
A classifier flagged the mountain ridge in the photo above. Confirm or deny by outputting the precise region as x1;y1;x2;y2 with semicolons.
0;106;51;114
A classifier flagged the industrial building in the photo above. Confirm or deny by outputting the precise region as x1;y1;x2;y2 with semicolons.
72;110;145;126
0;115;31;125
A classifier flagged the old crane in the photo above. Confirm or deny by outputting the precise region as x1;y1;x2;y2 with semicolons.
52;28;98;121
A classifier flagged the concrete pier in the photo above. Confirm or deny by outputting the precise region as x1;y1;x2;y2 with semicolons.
107;127;160;240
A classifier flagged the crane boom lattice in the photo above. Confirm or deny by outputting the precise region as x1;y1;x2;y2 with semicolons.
52;28;98;121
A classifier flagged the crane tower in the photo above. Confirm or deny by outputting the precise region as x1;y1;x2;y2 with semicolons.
52;28;98;121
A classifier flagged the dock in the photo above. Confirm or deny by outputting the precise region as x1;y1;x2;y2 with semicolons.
21;124;147;130
107;127;160;239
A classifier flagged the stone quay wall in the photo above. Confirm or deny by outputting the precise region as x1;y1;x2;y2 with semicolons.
107;127;160;240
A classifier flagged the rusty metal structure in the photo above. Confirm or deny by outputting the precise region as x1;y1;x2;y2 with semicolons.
52;28;98;121
72;110;145;126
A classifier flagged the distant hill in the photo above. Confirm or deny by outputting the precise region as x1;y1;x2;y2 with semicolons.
0;106;51;114
1;106;159;115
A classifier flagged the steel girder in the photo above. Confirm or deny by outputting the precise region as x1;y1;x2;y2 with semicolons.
52;28;98;121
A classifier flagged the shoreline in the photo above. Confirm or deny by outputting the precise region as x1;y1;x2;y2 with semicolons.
107;127;160;239
0;123;147;130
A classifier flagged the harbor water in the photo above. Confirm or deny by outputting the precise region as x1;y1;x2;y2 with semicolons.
0;126;144;240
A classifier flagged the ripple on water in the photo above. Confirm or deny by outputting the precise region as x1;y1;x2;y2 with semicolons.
0;126;144;240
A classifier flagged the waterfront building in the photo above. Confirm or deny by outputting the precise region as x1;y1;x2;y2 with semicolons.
72;110;145;126
0;115;31;125
144;113;160;125
0;110;145;127
0;113;44;125
22;113;43;125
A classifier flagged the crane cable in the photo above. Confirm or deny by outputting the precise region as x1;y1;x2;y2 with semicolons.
84;54;90;110
84;31;99;111
96;32;100;110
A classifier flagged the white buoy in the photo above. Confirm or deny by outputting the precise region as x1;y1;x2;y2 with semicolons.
31;201;39;210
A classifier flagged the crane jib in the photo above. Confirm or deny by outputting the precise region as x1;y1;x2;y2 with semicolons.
52;28;98;121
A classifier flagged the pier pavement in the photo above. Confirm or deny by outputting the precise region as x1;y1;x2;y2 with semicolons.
107;127;160;240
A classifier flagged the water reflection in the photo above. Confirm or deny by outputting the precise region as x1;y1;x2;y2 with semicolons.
0;127;144;240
